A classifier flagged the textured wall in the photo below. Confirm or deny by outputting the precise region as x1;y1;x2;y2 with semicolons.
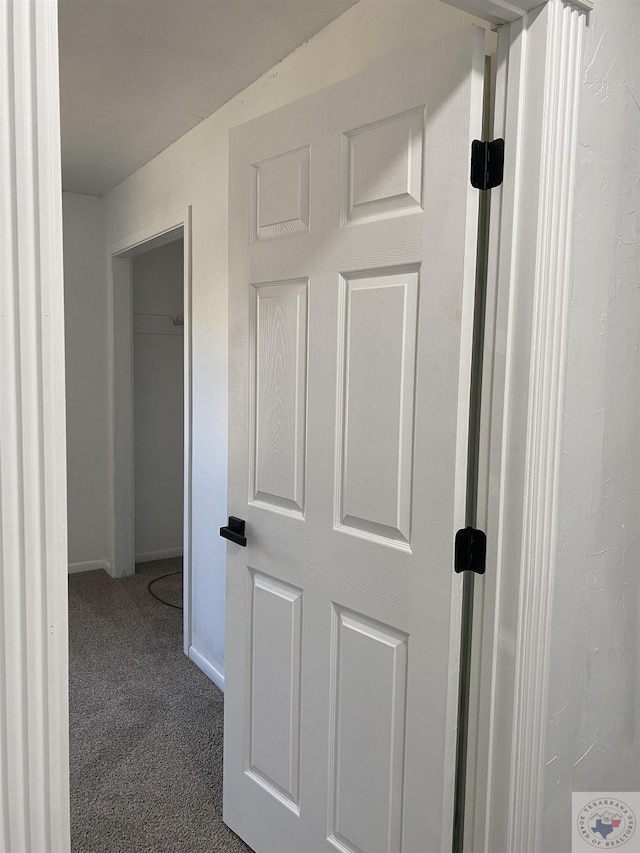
542;3;640;848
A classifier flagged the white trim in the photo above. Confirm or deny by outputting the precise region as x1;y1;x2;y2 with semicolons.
467;2;589;852
108;211;188;258
135;548;183;564
0;0;70;849
443;24;487;853
107;251;135;578
107;206;193;658
507;2;585;849
182;208;194;660
189;646;225;692
466;16;531;853
443;0;537;25
68;559;111;575
442;0;592;25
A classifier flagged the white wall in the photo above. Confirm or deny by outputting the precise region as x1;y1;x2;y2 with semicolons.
63;192;111;572
133;239;184;561
102;0;480;680
541;3;640;848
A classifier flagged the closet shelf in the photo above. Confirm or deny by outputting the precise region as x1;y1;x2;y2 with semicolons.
133;313;184;336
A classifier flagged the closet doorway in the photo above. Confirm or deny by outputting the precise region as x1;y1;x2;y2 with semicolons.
109;209;193;653
132;237;184;564
132;236;185;608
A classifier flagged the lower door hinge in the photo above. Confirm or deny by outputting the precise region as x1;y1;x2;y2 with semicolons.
454;526;487;575
470;138;504;190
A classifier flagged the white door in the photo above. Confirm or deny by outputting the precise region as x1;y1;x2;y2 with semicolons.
224;23;485;853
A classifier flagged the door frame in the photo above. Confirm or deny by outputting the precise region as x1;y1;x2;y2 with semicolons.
462;2;593;851
106;207;193;656
1;0;592;850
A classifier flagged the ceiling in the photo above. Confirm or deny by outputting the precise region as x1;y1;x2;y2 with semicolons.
58;0;356;196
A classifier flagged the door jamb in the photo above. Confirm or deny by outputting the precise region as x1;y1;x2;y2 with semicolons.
453;2;592;851
107;207;193;656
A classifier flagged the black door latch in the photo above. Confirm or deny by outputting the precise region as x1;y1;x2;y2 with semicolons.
220;516;247;547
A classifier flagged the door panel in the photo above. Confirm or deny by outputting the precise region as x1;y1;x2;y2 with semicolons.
250;279;308;515
337;268;419;545
251;146;310;242
225;23;485;853
248;571;302;810
343;108;424;223
329;608;408;853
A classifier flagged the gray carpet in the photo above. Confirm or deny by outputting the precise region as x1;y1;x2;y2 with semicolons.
68;559;252;853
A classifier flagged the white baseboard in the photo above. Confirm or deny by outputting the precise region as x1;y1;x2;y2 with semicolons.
68;559;111;575
135;547;183;563
189;646;225;692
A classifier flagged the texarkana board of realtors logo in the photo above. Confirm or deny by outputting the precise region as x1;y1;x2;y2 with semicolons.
572;793;640;851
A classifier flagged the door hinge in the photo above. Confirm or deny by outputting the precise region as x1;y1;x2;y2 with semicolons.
470;138;504;190
454;526;486;574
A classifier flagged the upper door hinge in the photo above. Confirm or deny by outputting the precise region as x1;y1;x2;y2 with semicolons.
470;138;504;191
454;526;486;575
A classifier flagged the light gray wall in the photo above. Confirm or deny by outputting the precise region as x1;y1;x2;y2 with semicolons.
542;2;640;848
63;192;111;571
133;239;184;560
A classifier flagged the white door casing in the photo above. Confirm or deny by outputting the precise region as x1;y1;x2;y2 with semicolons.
107;208;194;656
0;1;70;850
467;3;592;851
224;25;485;853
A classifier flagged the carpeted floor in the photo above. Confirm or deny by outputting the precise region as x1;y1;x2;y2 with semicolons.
68;559;252;853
